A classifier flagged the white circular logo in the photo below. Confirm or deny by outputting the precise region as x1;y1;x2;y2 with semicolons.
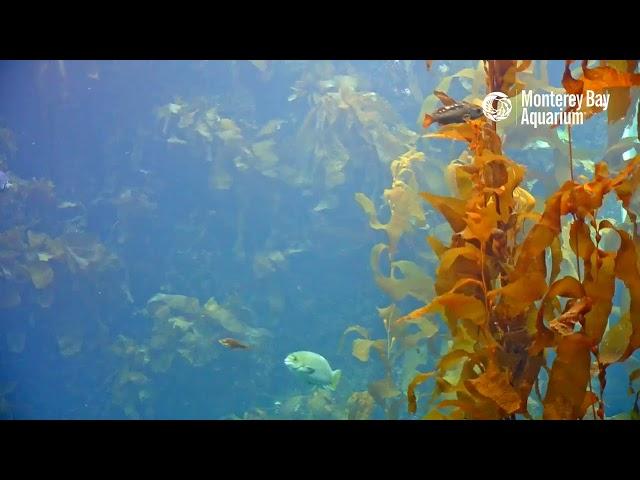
482;92;512;121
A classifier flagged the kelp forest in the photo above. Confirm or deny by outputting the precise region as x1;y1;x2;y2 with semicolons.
0;60;639;419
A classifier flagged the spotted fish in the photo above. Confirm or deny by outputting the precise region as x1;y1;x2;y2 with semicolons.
422;91;484;128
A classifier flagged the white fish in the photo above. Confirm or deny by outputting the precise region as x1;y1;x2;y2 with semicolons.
284;351;341;391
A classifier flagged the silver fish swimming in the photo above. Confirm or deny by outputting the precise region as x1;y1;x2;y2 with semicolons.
284;351;342;391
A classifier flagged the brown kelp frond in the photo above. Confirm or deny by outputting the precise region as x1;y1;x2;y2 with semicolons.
391;60;640;419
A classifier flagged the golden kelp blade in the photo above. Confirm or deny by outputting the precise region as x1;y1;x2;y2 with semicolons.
466;361;522;415
560;60;640;124
543;333;593;419
407;372;435;414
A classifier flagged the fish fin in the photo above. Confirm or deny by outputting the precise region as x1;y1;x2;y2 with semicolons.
422;114;434;128
302;367;315;374
329;369;342;391
434;90;457;106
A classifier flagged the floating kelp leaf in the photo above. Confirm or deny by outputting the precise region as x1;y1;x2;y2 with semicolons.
516;187;564;268
61;232;114;272
147;293;200;317
27;231;48;248
549;297;593;336
569;219;595;260
543;333;593;419
216;118;242;143
613;229;640;361
258;119;285;137
57;334;82;357
203;297;246;335
402;317;439;344
27;232;64;262
168;103;183;114
398;291;486;336
466;361;522;415
339;325;369;351
407;371;436;414
27;261;53;289
355;193;383;225
178;110;196;128
599;313;632;365
119;370;150;386
424;120;481;144
560;60;640;124
370;244;435;302
178;331;218;367
168;316;193;332
584;252;615;343
368;376;401;406
6;332;26;353
204;107;219;125
325;159;346;188
352;339;385;362
356;185;424;255
488;272;547;318
548;236;563;285
531;276;585;354
251;139;279;173
433;245;482;295
463;200;499;243
420;192;468;233
427;236;447;258
253;251;283;278
346;391;375;420
195;122;213;141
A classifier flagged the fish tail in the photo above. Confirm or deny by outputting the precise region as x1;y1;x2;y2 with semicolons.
330;369;342;391
422;114;434;128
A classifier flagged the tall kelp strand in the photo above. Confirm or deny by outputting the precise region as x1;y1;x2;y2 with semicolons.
358;60;640;420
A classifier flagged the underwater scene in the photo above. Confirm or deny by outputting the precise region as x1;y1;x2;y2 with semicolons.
1;60;639;420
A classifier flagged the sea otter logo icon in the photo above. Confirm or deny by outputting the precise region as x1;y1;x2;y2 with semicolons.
482;92;512;122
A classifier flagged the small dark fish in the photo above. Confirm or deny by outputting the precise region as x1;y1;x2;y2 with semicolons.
423;90;484;128
218;338;249;349
0;171;12;191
